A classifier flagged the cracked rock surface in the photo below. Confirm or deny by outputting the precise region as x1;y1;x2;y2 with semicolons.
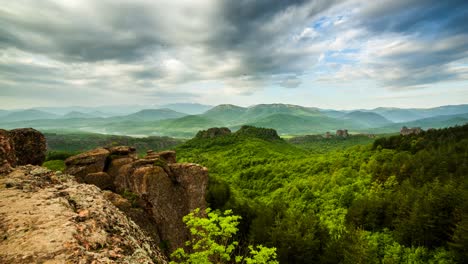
0;165;167;264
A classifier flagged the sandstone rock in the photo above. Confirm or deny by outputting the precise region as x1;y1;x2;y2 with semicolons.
0;129;16;174
400;126;423;136
8;128;46;166
83;172;114;190
155;150;176;164
64;148;110;180
64;147;209;252
0;166;167;263
336;129;349;137
107;146;137;158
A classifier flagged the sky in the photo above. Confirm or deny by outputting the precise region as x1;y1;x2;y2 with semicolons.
1;0;468;110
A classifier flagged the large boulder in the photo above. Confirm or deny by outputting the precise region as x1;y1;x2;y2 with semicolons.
64;148;110;180
8;128;46;166
0;129;16;174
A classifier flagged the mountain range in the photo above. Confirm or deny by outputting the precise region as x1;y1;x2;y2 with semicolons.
1;104;467;138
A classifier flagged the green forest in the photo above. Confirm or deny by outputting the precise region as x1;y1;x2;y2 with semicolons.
173;125;468;263
42;124;468;263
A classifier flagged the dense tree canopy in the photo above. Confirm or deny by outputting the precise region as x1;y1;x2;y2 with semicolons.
176;125;468;263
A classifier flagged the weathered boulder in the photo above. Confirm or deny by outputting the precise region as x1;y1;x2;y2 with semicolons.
83;171;114;190
0;129;16;174
155;150;176;164
108;146;137;158
8;128;46;166
0;165;167;263
64;148;110;180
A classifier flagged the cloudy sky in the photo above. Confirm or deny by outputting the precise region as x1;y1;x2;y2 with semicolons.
1;0;467;109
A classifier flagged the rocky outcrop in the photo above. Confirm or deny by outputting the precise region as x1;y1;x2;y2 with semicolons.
65;147;209;252
65;148;110;181
0;129;16;174
400;126;423;136
0;165;167;263
8;128;47;166
336;129;349;137
0;128;46;174
196;127;232;139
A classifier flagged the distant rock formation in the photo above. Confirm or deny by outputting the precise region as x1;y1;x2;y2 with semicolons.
196;127;232;138
0;165;167;263
0;128;46;174
235;125;281;141
65;147;209;253
324;131;331;138
400;126;423;136
336;129;349;137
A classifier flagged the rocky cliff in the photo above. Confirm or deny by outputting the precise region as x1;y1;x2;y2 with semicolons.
65;147;209;253
0;128;46;174
0;165;167;263
1;128;209;262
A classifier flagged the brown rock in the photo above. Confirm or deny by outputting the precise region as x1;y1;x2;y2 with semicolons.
336;129;349;137
400;126;423;136
0;166;167;263
64;148;110;180
0;129;17;174
156;150;176;164
107;146;137;158
83;172;114;190
8;128;46;166
64;147;209;252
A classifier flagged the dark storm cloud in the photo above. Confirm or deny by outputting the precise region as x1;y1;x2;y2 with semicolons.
0;0;467;108
358;0;468;36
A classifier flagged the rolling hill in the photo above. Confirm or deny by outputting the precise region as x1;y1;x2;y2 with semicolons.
62;111;97;119
123;108;187;121
342;111;393;128
0;109;59;122
2;104;467;137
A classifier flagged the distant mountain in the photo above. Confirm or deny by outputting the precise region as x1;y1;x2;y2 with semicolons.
243;104;320;120
239;114;353;135
203;103;321;125
62;111;97;119
342;111;393;128
0;109;59;122
2;103;467;137
123;109;187;121
372;113;468;133
160;103;213;115
320;109;348;119
370;108;427;122
370;104;468;122
202;104;247;123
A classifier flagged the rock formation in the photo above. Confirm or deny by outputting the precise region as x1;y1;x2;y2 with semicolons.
0;129;17;174
0;128;46;174
0;165;167;263
196;127;232;139
400;126;423;136
65;147;209;253
336;129;349;137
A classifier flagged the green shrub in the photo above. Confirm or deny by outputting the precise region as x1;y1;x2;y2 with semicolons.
42;160;66;171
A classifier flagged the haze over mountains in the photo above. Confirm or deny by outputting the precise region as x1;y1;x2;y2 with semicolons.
1;103;467;138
